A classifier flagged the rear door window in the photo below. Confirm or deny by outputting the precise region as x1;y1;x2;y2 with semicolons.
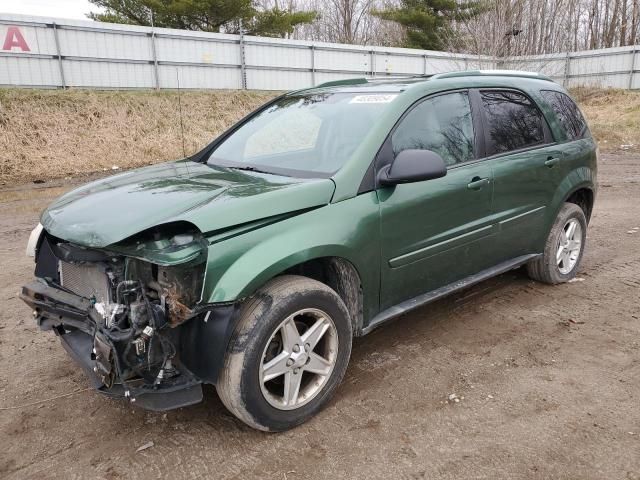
541;90;589;140
479;90;546;155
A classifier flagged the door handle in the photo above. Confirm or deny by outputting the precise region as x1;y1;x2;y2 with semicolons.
467;177;490;190
545;156;560;168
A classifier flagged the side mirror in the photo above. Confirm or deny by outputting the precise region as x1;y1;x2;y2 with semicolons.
377;149;447;186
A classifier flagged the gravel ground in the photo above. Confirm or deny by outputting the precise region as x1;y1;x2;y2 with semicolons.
0;153;638;480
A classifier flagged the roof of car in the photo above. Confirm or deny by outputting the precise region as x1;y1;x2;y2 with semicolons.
295;70;556;95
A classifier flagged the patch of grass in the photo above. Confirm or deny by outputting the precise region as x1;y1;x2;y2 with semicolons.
570;87;640;151
0;89;276;183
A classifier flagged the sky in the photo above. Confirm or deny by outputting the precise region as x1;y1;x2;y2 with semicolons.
0;0;102;20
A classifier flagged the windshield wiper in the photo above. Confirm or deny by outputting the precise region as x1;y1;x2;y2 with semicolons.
227;165;287;176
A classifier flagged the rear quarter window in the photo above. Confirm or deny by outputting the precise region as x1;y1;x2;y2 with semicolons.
541;90;589;141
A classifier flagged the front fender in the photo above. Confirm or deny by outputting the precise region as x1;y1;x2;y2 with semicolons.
218;243;358;301
201;192;381;321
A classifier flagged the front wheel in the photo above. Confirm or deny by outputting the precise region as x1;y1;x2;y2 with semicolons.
527;202;587;284
216;275;352;431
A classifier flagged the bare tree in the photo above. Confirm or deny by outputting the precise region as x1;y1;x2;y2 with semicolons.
453;0;640;57
259;0;640;59
631;0;640;45
291;0;404;45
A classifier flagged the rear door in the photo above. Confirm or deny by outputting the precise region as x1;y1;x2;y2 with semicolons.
473;89;563;262
378;91;495;310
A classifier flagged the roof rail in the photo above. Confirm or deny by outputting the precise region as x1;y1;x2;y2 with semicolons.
431;70;554;82
368;74;434;81
311;70;553;90
314;74;435;88
315;78;368;88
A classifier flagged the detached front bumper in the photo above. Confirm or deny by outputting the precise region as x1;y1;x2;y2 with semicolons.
20;280;204;411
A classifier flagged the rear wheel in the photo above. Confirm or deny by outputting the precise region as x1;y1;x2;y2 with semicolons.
216;275;352;431
527;202;587;284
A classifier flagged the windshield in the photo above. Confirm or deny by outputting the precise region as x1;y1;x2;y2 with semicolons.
207;91;398;177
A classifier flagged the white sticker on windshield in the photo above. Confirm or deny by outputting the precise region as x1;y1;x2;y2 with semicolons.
349;94;398;104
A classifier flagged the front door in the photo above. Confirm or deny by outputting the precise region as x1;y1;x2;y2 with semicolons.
377;91;495;310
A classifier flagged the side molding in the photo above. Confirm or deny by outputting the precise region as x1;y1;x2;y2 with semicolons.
362;254;539;335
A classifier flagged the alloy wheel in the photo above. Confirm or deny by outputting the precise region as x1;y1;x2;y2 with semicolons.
259;308;338;410
557;218;583;275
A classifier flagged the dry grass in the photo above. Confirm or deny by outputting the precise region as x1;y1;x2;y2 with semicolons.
0;87;638;184
0;89;276;183
570;87;640;151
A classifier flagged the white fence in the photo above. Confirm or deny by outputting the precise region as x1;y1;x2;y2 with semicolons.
0;13;638;91
499;46;640;90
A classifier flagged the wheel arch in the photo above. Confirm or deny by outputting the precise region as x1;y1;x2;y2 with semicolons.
564;186;595;224
188;253;365;388
548;166;596;226
206;246;367;335
282;256;364;335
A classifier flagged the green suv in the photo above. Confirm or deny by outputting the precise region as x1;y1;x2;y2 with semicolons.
21;71;597;431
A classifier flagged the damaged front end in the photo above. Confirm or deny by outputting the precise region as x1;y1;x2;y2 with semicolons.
20;223;223;411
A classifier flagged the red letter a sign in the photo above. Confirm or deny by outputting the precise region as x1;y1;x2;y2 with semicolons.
3;26;31;52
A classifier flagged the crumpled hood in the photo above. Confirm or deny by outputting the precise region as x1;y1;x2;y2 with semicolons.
41;161;335;247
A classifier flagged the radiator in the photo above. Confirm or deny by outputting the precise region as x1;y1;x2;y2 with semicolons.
59;261;111;303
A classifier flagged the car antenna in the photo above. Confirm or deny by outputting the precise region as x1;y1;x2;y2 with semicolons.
175;68;190;178
176;69;187;158
151;5;187;174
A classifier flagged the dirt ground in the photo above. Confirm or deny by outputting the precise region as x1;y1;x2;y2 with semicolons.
0;153;638;480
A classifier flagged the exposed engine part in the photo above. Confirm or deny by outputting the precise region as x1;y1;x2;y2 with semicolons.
132;325;156;356
129;300;149;329
94;302;124;328
156;263;204;326
133;336;146;356
59;260;112;304
115;280;141;306
154;358;178;386
155;367;165;385
33;233;206;392
165;295;193;326
147;302;168;330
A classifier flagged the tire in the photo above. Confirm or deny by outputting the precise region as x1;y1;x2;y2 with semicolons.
527;202;587;284
216;275;353;432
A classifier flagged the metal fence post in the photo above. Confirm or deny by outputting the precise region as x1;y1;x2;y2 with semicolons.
370;50;376;78
51;22;66;89
629;49;637;90
310;45;316;86
563;51;571;87
149;31;160;90
239;25;247;90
